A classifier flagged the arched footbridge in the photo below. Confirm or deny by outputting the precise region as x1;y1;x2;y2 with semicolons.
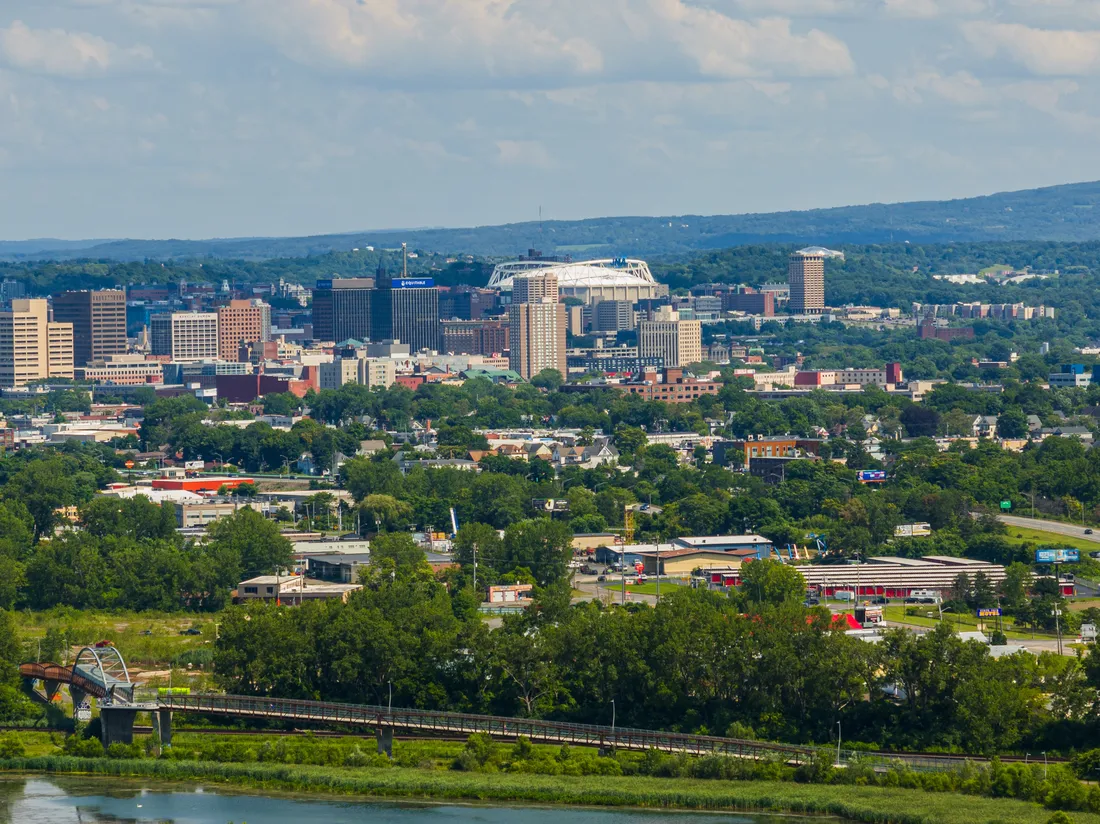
19;648;975;772
20;645;134;706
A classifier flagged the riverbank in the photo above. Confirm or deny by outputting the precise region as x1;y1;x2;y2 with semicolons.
1;755;1093;824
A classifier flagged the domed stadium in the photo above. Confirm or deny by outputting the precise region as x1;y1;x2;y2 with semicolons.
487;257;668;304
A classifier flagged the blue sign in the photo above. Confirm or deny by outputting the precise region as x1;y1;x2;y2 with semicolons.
858;470;887;483
1035;548;1080;564
393;278;434;289
315;279;333;290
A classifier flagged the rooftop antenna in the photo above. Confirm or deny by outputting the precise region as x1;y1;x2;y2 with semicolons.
402;242;407;279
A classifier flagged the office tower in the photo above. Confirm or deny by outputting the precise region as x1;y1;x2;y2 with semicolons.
0;298;74;387
150;312;219;362
639;307;702;368
311;277;375;342
371;275;441;353
509;273;566;381
0;280;26;303
217;299;271;360
52;289;127;367
439;286;499;320
789;250;825;314
594;299;635;332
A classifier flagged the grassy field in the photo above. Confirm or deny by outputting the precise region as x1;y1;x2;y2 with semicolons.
1002;525;1100;551
13;610;220;690
881;605;1048;639
0;754;1093;824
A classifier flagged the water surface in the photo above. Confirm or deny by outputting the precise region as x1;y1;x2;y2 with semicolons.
0;777;847;823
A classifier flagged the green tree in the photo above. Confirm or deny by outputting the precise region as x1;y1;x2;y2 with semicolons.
205;507;293;580
738;559;806;606
501;519;574;587
996;407;1029;439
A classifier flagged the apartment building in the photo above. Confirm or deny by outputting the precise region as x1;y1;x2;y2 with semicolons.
509;273;566;381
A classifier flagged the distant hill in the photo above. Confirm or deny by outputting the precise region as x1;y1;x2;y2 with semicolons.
8;180;1100;262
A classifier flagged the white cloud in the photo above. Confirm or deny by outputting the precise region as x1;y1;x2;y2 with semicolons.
964;21;1100;75
653;1;855;78
0;21;150;77
495;139;552;168
882;0;987;18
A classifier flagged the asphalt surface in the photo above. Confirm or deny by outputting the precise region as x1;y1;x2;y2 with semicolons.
997;513;1100;544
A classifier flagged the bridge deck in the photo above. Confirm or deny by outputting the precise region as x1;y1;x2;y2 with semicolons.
157;693;816;762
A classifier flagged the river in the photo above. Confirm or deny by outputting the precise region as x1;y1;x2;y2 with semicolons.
0;777;846;823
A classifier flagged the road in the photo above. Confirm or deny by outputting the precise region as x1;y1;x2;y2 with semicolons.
997;514;1100;544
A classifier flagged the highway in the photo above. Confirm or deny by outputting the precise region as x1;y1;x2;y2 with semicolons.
997;514;1100;545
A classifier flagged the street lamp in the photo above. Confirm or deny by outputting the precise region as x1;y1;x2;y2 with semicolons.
610;699;616;739
836;721;842;767
388;680;393;715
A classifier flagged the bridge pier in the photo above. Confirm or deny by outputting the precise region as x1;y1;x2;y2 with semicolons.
151;710;173;747
376;726;393;758
100;706;138;747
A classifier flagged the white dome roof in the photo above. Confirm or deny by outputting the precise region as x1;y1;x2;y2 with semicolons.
488;258;656;291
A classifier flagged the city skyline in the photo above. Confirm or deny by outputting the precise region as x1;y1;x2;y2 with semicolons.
3;2;1100;239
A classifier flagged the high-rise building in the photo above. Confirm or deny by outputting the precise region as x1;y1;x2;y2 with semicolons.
371;276;441;353
789;251;825;314
0;299;74;387
52;289;127;367
217;299;271;361
442;319;509;356
312;277;375;343
593;300;635;332
639;307;702;368
150;312;219;362
509;273;566;381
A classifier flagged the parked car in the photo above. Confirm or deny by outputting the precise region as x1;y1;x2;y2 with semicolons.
804;598;820;607
1086;528;1094;535
870;596;888;605
179;628;202;636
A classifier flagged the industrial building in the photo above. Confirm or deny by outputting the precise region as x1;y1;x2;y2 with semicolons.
794;556;1008;599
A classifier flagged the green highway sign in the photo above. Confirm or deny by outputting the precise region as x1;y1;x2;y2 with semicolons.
1000;500;1012;511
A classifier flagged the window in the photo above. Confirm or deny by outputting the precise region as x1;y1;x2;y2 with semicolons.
244;586;258;594
266;586;274;594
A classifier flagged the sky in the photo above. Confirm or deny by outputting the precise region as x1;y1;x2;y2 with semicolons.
3;1;1100;240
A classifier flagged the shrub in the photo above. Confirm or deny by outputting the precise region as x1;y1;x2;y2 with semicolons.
0;736;26;759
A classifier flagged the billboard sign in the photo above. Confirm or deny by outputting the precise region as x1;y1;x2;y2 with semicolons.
1035;548;1080;564
857;470;887;483
184;460;205;470
976;607;1002;618
75;702;92;722
392;278;434;289
315;279;333;290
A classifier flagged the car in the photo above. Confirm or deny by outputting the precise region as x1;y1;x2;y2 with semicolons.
1086;529;1094;535
179;628;202;636
871;596;888;605
139;630;153;637
904;597;918;604
597;575;608;582
803;598;820;607
636;573;648;583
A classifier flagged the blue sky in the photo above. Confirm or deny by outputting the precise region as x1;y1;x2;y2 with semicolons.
2;1;1100;240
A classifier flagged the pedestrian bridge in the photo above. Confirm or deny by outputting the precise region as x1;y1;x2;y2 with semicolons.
19;646;134;705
